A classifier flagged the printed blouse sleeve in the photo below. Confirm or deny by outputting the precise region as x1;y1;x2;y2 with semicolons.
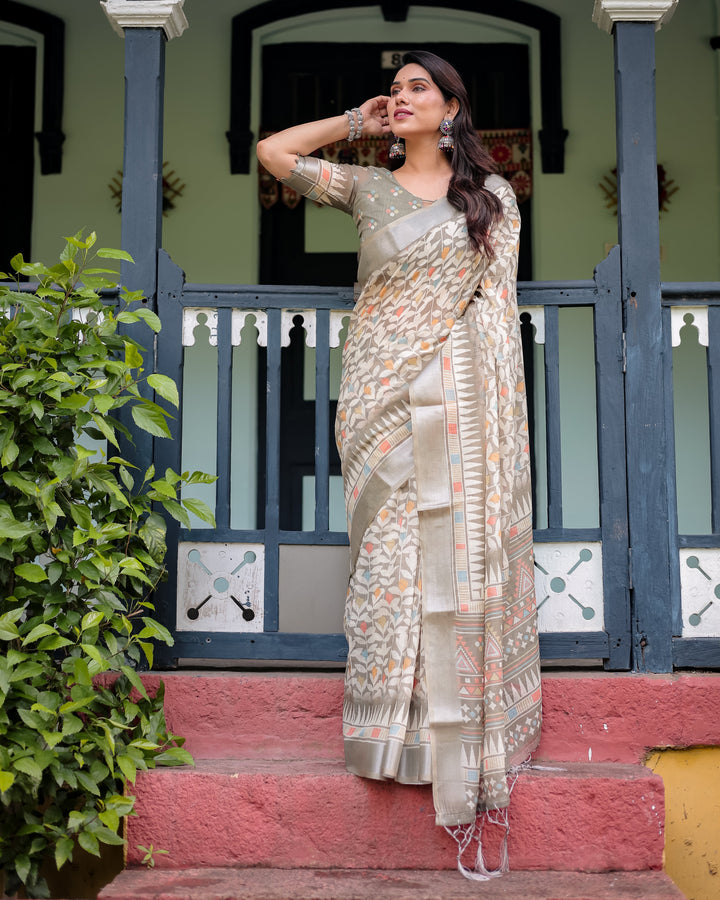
280;156;358;215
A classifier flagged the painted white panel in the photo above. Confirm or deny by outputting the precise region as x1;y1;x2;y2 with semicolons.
680;549;720;637
279;544;348;634
535;542;604;632
176;542;264;632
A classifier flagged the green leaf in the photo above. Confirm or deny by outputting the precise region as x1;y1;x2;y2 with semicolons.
0;620;20;641
116;754;137;783
78;829;101;856
70;503;93;530
133;307;162;332
1;439;18;466
120;665;149;700
96;825;126;846
159;499;191;529
77;559;101;581
10;661;45;680
14;756;43;780
99;809;120;831
150;479;176;499
62;714;84;736
124;341;145;370
69;658;92;688
132;402;171;438
94;393;116;415
182;497;216;526
97;247;134;262
184;471;218;485
55;835;74;870
14;562;48;583
15;853;31;885
154;746;194;766
81;610;104;632
115;311;140;324
47;560;63;585
147;374;179;407
0;769;15;792
90;413;119;449
22;624;57;645
75;769;100;796
139;512;166;561
38;635;73;651
138;617;173;645
81;643;107;667
139;641;154;669
41;730;64;749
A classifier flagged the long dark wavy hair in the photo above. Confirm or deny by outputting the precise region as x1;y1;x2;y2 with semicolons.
391;51;503;257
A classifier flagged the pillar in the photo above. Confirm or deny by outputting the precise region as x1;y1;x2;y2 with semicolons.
593;0;679;671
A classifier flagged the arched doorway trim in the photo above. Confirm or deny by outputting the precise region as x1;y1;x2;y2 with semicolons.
0;0;65;174
228;0;567;174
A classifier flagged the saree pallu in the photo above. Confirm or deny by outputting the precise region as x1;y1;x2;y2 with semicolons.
283;160;541;830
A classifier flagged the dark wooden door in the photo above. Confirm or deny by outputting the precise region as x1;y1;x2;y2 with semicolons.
0;46;36;272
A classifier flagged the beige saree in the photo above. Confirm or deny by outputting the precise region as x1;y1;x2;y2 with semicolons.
284;158;541;859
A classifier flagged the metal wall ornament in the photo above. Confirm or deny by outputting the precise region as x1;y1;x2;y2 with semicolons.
109;161;185;215
599;164;678;216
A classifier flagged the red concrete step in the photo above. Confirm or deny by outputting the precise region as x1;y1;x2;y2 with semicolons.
149;671;720;764
98;867;686;900
125;758;664;872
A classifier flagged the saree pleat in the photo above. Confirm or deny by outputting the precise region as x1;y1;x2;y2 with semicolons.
283;157;541;828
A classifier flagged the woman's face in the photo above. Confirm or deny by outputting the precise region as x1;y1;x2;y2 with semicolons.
388;63;457;139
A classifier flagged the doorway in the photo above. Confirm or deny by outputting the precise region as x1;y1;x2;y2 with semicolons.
0;45;36;271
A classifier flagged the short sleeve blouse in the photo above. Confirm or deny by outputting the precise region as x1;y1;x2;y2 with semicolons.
282;156;432;245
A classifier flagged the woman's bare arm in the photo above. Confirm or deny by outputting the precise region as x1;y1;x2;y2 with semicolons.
256;96;391;180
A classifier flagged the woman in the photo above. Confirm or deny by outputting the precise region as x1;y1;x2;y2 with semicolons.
257;51;541;879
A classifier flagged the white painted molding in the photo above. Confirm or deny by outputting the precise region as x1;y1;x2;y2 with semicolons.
671;307;709;348
101;0;188;40
522;306;545;344
592;0;678;33
232;309;268;347
281;310;316;349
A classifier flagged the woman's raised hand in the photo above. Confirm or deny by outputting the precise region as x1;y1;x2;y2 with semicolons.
257;95;392;180
358;96;392;138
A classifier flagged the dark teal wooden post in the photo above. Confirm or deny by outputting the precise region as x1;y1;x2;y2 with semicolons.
103;1;188;476
120;27;165;302
609;11;675;671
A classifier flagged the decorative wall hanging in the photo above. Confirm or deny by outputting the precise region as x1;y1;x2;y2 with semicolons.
599;164;678;216
258;127;533;209
109;161;186;215
480;128;533;203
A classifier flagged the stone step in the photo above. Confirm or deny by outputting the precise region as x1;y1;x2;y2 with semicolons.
151;671;720;764
126;758;664;872
98;867;686;900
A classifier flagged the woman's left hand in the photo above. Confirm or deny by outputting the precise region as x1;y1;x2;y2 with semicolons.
358;96;392;138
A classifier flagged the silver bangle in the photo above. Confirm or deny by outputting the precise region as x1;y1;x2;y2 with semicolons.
353;107;364;140
345;109;356;141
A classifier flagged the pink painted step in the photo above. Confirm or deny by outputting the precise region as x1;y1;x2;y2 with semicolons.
126;758;664;872
150;671;720;764
99;867;686;900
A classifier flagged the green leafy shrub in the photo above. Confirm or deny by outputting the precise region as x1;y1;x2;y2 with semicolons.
0;233;215;898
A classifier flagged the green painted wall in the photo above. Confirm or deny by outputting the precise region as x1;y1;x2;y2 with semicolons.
17;0;720;284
